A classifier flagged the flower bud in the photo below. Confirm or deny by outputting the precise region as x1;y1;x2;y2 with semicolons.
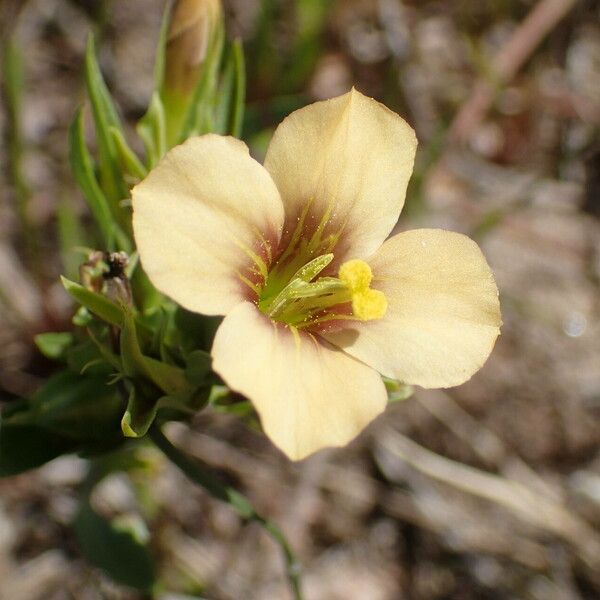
161;0;223;147
164;0;222;96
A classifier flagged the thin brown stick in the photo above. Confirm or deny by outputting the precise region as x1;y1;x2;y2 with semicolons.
449;0;578;143
376;427;600;571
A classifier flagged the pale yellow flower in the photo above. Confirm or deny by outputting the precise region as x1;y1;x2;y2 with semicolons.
132;89;501;460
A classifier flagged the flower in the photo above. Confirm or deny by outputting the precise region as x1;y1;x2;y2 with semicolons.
132;89;501;460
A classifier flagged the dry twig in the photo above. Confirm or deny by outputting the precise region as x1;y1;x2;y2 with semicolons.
449;0;579;143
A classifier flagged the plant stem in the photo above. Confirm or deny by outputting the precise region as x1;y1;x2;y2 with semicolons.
2;37;41;277
149;424;303;599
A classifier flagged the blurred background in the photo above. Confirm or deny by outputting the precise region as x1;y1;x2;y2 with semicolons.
1;0;599;598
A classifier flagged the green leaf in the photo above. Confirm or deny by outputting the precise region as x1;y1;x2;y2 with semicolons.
229;39;246;138
214;51;235;135
109;126;147;180
3;37;39;271
62;275;124;327
0;412;78;476
35;332;75;361
130;260;162;315
66;339;113;376
57;196;87;280
0;371;124;476
69;109;118;249
175;308;222;354
18;371;123;439
74;501;155;591
185;350;212;387
136;92;166;169
153;4;172;92
150;425;302;596
84;35;127;204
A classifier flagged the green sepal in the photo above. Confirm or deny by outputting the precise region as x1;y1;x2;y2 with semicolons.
121;387;209;439
35;332;75;361
121;385;157;438
384;378;414;402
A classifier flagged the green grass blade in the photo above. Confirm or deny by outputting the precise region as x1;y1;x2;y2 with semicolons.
214;51;234;134
69;108;119;250
136;92;167;169
84;35;128;205
150;425;304;599
109;126;147;180
2;37;40;273
153;4;172;91
229;39;246;138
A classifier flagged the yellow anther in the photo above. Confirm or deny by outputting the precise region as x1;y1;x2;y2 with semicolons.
352;288;388;321
339;259;387;320
338;259;372;292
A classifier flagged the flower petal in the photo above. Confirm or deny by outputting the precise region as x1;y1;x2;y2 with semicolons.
132;135;284;315
212;302;387;460
264;88;417;261
323;229;501;388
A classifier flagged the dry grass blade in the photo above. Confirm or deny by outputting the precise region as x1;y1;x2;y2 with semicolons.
375;427;600;571
449;0;579;143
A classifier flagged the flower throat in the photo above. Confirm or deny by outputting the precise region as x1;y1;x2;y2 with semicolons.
258;253;387;328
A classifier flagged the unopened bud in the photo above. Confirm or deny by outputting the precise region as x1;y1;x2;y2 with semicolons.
164;0;222;96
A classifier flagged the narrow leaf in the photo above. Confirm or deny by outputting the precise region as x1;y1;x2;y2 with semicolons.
136;92;166;169
84;35;127;203
214;52;235;134
153;4;172;91
230;39;246;138
62;275;124;327
69;109;130;251
109;126;147;180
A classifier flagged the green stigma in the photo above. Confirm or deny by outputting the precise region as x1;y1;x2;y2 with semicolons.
258;254;387;328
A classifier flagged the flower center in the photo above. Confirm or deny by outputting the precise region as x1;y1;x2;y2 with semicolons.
258;254;387;329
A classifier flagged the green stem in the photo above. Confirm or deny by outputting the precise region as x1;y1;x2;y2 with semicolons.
3;38;41;277
149;425;303;599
